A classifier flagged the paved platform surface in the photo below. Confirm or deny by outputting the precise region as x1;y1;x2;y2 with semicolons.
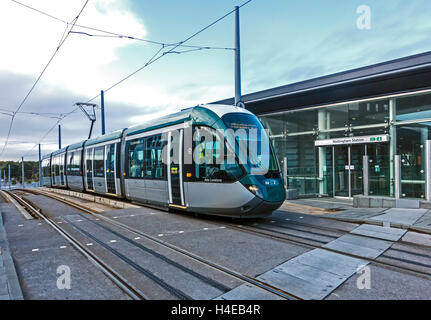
217;222;412;300
0;202;24;300
1;196;130;300
284;198;431;234
326;208;431;234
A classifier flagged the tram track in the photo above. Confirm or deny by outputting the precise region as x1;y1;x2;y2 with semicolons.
14;188;301;300
21;188;431;291
216;220;431;281
2;189;148;300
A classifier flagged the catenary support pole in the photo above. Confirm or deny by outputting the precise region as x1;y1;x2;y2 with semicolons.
8;164;11;190
101;90;106;135
234;6;242;107
39;144;42;187
58;124;62;150
21;157;25;188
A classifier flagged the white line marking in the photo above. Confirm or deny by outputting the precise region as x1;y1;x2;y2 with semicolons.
178;231;184;234
134;237;141;240
130;215;135;217
31;249;39;252
86;243;93;246
203;228;209;230
109;240;117;243
158;234;164;237
18;224;23;227
60;246;67;249
285;218;290;221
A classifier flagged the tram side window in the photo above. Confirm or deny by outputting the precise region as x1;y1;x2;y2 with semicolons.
55;156;60;176
94;147;105;177
68;151;81;176
127;139;144;178
73;151;81;175
67;153;73;175
106;144;115;175
85;149;92;174
42;159;50;177
51;158;55;177
143;134;166;179
194;127;243;182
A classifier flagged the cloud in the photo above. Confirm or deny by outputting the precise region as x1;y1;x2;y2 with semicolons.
0;70;168;160
0;0;149;102
0;1;234;160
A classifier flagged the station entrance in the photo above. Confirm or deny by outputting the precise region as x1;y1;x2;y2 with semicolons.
316;135;390;199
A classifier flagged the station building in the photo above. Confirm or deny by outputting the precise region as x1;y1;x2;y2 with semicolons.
215;51;431;203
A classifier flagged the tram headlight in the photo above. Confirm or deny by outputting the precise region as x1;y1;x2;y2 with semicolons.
245;184;264;198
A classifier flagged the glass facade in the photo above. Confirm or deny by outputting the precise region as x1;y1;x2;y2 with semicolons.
259;90;431;199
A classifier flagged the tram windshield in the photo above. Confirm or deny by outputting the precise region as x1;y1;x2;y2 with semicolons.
222;113;279;176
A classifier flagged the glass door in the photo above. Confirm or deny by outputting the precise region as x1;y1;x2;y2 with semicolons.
334;146;349;197
168;129;185;207
333;145;364;198
106;144;116;194
350;145;363;196
367;143;390;196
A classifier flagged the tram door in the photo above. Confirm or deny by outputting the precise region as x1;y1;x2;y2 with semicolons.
168;129;185;208
85;148;94;191
106;144;116;194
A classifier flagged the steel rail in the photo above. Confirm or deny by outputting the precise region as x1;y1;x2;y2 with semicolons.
31;188;431;283
3;190;149;300
27;188;301;300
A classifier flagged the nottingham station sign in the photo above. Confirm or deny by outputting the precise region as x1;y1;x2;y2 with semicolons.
314;134;390;147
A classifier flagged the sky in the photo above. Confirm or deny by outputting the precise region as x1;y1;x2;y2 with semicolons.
0;0;431;160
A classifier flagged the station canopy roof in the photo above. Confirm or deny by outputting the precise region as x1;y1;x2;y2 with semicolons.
213;51;431;115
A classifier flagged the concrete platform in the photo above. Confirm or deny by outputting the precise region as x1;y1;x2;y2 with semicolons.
350;224;407;241
354;195;431;209
370;208;428;226
1;196;131;300
327;263;431;300
0;204;24;300
221;249;368;300
324;207;431;234
323;234;394;259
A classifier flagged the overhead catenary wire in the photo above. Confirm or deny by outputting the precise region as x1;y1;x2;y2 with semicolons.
0;0;90;158
10;0;235;51
87;0;252;103
22;105;81;158
12;0;253;160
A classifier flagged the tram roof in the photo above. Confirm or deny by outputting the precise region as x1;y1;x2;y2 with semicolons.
52;146;68;156
85;129;125;147
67;140;86;151
124;104;253;137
